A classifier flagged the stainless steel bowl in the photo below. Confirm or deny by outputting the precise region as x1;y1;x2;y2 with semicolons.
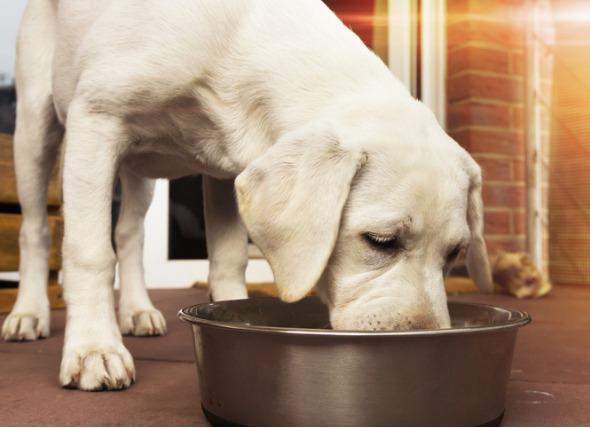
179;297;530;426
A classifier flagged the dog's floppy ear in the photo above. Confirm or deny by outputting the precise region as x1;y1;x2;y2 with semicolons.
465;164;494;293
235;126;365;302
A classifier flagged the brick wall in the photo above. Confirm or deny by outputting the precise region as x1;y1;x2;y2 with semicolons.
446;0;528;256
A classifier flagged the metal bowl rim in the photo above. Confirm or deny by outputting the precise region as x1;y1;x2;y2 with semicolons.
177;299;531;337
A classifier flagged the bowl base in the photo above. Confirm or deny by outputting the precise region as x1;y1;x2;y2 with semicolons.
202;406;242;427
201;404;505;427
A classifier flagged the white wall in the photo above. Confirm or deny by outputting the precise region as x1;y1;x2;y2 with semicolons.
0;1;26;282
0;0;28;85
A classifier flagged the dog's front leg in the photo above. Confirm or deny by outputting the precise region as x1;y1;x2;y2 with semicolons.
59;104;134;391
203;176;248;301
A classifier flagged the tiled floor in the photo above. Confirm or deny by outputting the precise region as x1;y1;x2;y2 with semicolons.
1;286;589;426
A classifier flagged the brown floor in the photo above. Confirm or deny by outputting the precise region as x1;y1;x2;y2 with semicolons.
1;286;589;426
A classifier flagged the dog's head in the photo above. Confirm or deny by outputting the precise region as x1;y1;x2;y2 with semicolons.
235;100;492;331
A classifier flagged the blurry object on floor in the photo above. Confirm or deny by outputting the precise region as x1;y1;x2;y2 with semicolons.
493;252;552;299
445;276;479;295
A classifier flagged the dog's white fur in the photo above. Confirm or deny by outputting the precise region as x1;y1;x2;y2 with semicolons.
2;0;493;390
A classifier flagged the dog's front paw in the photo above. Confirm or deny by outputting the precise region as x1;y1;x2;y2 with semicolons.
119;309;167;337
60;343;135;391
2;310;50;341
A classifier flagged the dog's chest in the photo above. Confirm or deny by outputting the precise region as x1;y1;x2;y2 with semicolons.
123;87;273;180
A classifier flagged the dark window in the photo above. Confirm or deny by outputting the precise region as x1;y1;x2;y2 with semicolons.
168;175;208;259
0;85;16;134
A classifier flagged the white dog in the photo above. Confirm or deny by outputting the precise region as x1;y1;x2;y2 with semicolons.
2;0;493;391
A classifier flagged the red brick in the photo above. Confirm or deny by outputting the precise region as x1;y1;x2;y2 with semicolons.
446;0;528;226
511;106;525;129
485;236;526;255
468;0;526;16
447;73;524;103
473;156;512;181
513;159;526;181
510;52;526;75
448;46;510;75
446;0;470;16
449;128;525;157
447;19;525;49
482;183;525;208
484;210;511;234
447;101;511;128
447;0;526;26
513;211;526;234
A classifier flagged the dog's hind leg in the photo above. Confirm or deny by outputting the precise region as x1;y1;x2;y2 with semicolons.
2;0;63;341
116;166;166;336
203;176;248;301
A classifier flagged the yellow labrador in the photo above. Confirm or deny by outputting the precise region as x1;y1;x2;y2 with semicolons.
2;0;492;391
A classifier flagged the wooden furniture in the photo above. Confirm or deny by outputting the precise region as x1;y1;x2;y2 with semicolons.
0;133;64;313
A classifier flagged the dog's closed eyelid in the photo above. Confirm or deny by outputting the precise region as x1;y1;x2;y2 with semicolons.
363;232;405;252
366;231;398;241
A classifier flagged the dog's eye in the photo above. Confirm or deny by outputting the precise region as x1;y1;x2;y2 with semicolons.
364;233;404;252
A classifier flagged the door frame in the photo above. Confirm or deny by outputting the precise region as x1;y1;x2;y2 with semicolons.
388;0;447;126
143;179;274;288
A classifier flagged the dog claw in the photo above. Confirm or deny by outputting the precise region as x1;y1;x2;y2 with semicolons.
2;312;49;341
119;309;167;336
60;347;135;391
